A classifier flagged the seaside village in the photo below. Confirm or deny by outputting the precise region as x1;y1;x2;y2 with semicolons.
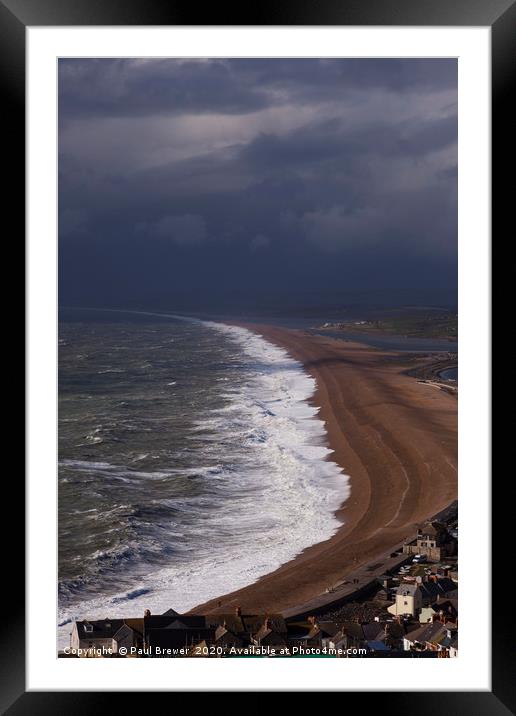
61;506;458;659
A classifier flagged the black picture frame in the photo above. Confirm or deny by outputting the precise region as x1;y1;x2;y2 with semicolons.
5;0;509;708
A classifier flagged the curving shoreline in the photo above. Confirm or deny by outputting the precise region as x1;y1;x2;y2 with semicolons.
190;323;457;616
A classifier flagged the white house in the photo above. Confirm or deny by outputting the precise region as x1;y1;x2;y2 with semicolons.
387;584;422;617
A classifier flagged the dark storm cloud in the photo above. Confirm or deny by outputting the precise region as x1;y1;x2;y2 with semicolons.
59;58;457;120
58;58;457;307
59;59;267;118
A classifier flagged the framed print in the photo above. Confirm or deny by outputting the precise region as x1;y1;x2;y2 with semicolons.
5;0;510;707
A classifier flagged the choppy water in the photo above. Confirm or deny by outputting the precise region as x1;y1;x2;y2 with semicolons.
58;311;349;644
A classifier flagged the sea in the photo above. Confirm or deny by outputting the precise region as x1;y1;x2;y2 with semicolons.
58;309;349;645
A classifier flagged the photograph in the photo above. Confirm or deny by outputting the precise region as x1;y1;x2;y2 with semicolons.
57;57;460;660
8;0;505;703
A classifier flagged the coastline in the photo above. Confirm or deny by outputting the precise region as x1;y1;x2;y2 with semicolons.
190;323;457;616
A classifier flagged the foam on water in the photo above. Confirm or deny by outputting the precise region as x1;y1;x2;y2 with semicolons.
57;319;350;647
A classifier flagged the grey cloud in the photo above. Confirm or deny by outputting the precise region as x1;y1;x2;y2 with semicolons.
297;182;457;256
59;58;457;121
249;234;271;251
59;58;272;120
300;205;381;250
139;214;207;245
58;58;457;306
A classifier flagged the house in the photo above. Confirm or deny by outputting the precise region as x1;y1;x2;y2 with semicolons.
253;618;287;647
434;598;458;620
384;621;416;650
147;623;216;654
403;521;457;562
161;608;180;617
290;621;362;653
205;608;287;638
286;617;338;648
288;616;341;648
341;622;367;649
419;577;458;604
71;619;125;656
214;624;248;649
403;621;458;654
144;614;215;654
419;597;458;624
358;621;413;652
286;621;320;647
327;628;349;652
419;607;436;624
362;622;387;644
318;621;344;648
387;584;422;617
325;622;370;651
143;614;206;641
112;618;144;654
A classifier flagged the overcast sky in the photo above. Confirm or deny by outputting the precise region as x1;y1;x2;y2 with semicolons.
58;58;457;309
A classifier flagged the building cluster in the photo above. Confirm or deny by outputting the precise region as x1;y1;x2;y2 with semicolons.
319;320;371;329
379;519;458;656
62;520;458;659
66;609;365;658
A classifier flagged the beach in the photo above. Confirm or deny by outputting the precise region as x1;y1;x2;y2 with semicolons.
190;324;457;616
